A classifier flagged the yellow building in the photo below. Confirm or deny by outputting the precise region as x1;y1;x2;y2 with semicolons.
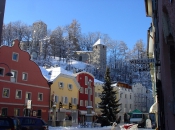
47;67;80;125
94;79;103;115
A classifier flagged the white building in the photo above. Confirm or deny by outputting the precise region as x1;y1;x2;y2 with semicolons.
111;82;154;123
132;83;154;113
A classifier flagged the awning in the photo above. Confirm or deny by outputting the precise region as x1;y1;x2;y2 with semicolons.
79;110;96;115
149;102;157;113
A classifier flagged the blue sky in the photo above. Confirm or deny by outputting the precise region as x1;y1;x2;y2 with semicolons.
4;0;151;49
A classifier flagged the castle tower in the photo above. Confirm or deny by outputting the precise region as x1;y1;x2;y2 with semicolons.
92;39;107;70
32;21;47;40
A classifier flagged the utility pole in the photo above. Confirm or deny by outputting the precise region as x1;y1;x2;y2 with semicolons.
0;0;6;45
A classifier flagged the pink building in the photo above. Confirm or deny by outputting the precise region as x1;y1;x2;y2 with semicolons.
0;39;50;122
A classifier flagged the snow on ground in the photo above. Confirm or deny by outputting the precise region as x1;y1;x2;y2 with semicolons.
48;126;154;130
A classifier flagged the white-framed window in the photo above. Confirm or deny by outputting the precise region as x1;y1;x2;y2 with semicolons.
14;108;20;116
130;104;132;109
2;88;10;98
0;67;4;76
80;100;83;106
22;72;28;81
80;87;84;93
125;94;127;98
130;95;132;99
26;92;31;100
62;96;68;104
11;70;17;82
38;93;43;101
71;98;77;105
85;100;88;106
85;76;88;85
16;90;22;99
68;84;73;90
55;95;58;103
12;52;19;61
85;88;88;94
120;93;122;98
59;82;64;89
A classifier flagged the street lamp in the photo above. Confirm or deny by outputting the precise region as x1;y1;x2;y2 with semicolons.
0;63;13;76
52;104;56;127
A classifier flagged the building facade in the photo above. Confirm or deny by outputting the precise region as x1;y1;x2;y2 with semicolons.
75;39;107;72
45;67;80;124
74;72;95;124
145;0;175;129
0;39;50;122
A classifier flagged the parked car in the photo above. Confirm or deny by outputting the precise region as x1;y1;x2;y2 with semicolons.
16;117;48;130
0;116;21;130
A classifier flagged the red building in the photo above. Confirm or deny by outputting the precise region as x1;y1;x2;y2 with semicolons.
0;39;50;122
74;72;95;123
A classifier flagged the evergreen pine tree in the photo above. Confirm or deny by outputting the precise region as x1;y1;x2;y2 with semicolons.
99;67;121;125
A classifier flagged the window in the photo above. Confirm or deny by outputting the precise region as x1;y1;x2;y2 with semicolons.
125;94;127;98
0;68;4;76
63;97;68;104
12;52;19;61
85;76;88;85
14;108;20;116
26;92;31;100
68;84;73;90
120;93;122;98
16;90;22;99
2;88;10;98
80;87;84;93
85;88;88;94
130;104;132;109
120;104;122;109
22;72;28;81
38;93;43;101
85;100;88;106
55;95;58;103
80;100;83;106
2;108;8;116
72;98;77;105
130;95;132;99
59;82;64;89
11;70;17;82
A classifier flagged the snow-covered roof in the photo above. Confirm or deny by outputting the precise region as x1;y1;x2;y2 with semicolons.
93;39;105;46
75;51;93;53
46;67;74;81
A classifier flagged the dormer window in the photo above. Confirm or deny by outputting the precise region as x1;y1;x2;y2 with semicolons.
12;52;19;62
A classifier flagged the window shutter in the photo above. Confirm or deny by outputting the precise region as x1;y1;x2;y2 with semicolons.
75;98;77;105
71;97;73;104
